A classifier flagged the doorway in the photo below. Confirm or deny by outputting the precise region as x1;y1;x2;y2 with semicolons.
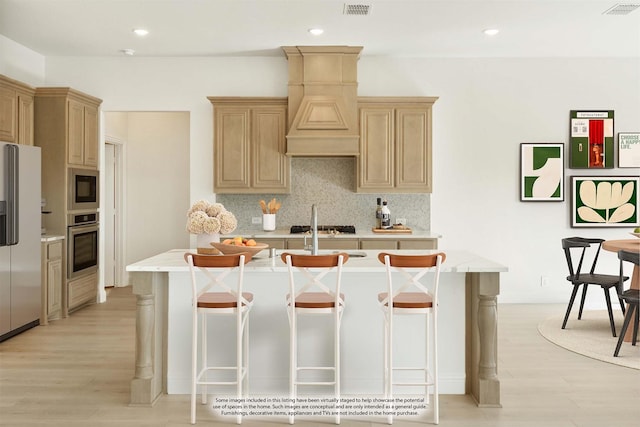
104;140;124;287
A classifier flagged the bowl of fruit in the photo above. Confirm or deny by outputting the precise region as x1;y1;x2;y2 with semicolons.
631;227;640;238
210;237;269;258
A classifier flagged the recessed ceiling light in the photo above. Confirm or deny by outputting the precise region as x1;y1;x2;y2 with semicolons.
308;28;324;36
121;49;135;56
133;28;149;36
483;28;499;36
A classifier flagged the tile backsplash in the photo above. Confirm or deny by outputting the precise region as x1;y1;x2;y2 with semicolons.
217;158;430;233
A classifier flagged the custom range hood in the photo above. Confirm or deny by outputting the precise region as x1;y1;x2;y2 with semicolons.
282;46;363;156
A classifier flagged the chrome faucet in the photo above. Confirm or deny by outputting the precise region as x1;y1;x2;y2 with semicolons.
304;204;319;255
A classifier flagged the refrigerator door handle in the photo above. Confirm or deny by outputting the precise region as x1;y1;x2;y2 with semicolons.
5;144;19;246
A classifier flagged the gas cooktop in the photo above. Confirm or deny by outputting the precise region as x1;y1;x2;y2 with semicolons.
290;225;356;234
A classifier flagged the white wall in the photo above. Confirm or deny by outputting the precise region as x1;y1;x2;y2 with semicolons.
0;34;45;85
8;53;638;307
122;112;191;265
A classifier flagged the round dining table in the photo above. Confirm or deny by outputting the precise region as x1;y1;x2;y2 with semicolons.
602;238;640;342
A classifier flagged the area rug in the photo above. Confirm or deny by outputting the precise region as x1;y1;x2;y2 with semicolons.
537;310;639;370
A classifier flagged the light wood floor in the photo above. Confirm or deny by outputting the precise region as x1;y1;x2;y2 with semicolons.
1;286;639;426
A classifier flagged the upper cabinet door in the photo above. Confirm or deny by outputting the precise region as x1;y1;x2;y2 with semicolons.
214;107;251;191
0;86;17;143
358;105;394;191
17;94;34;146
83;105;99;167
251;106;289;192
67;100;85;166
395;107;431;192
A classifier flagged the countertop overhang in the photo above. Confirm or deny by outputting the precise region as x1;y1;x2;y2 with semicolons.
126;248;507;274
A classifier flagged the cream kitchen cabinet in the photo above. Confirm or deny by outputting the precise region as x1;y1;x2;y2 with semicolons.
253;238;286;249
357;97;438;193
41;238;64;324
359;238;438;250
68;271;98;313
286;238;359;250
67;99;99;167
35;87;102;169
208;97;290;194
0;74;35;146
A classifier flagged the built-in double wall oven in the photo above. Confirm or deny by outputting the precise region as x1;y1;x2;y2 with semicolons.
67;211;98;279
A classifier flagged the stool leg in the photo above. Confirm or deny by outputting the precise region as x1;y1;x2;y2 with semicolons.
335;310;341;425
244;314;250;396
388;310;393;425
425;313;430;406
289;308;296;425
432;309;439;425
201;314;207;404
191;310;198;425
236;309;242;425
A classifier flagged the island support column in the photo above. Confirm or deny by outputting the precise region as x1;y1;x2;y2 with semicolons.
466;272;501;407
129;271;167;406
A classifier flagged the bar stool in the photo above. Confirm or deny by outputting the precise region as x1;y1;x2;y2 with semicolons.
377;252;446;425
281;252;349;425
185;252;253;425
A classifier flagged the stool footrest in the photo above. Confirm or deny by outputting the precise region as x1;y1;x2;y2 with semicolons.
297;366;335;371
295;381;337;386
392;381;434;386
196;367;248;385
393;367;429;371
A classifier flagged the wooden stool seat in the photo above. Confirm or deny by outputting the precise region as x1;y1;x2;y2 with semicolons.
287;292;345;308
198;292;254;309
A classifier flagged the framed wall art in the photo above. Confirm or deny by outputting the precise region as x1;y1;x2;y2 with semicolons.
569;110;614;169
520;143;564;201
571;176;639;228
618;132;640;168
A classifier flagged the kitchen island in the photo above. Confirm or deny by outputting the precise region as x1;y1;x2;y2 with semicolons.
126;248;507;409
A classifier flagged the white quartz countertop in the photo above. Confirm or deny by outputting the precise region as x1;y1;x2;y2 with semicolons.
232;229;442;239
127;248;507;274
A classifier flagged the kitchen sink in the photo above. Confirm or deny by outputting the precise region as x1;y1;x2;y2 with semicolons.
333;251;367;258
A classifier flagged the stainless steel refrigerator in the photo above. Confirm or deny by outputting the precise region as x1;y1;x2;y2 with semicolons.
0;142;41;342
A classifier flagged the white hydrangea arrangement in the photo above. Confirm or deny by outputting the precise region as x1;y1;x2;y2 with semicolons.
186;200;238;235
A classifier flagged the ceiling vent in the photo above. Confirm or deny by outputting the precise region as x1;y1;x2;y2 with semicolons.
343;4;371;15
603;3;640;14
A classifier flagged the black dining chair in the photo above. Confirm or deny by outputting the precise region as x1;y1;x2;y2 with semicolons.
614;250;640;357
561;237;628;336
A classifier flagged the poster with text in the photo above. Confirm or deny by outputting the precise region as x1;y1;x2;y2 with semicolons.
569;110;614;169
618;133;640;168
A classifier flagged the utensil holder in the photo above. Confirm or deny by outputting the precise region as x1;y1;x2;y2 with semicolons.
263;214;276;231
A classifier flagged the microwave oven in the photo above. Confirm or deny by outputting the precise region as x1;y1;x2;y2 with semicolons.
68;168;99;211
